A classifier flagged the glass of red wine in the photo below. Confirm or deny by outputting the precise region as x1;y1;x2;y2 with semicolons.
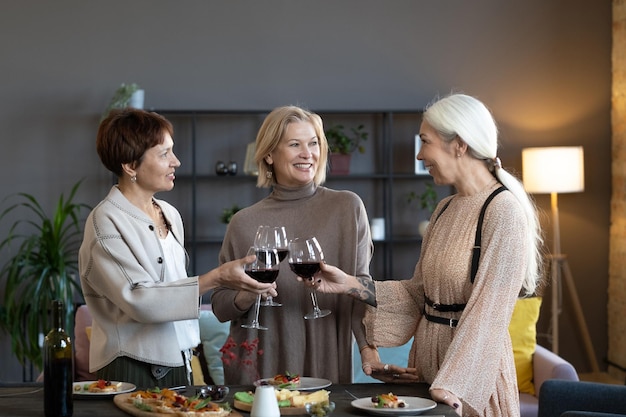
288;237;331;320
241;246;280;330
254;226;288;307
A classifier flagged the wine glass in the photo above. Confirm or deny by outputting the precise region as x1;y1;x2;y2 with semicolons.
241;247;280;330
288;237;331;320
254;226;289;307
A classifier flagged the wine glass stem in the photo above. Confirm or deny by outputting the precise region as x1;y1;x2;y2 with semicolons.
310;290;321;313
251;295;262;325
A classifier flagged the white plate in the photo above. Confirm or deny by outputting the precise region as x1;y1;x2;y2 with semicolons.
351;396;437;416
72;381;136;397
254;376;332;391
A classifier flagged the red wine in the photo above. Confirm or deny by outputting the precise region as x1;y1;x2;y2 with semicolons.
44;300;73;417
289;262;321;279
276;249;289;262
246;269;279;283
255;250;278;265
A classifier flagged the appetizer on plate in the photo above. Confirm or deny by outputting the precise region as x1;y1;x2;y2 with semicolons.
74;379;123;393
371;392;407;409
268;372;301;389
129;387;231;417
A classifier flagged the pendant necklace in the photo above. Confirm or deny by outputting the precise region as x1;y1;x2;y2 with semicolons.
152;201;169;238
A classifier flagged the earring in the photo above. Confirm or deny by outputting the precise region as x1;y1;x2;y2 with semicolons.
131;175;137;183
456;154;461;158
265;171;273;179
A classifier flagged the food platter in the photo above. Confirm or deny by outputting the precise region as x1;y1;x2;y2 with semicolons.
114;393;242;417
254;377;332;391
73;381;136;398
351;396;437;416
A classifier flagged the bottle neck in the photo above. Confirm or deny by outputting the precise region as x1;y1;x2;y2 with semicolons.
52;300;64;330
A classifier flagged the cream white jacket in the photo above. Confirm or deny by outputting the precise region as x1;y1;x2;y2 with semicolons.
79;186;200;372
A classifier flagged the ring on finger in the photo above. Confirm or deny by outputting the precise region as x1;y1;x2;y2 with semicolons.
383;363;390;372
392;373;400;379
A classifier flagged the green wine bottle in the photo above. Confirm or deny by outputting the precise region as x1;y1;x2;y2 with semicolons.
44;300;73;417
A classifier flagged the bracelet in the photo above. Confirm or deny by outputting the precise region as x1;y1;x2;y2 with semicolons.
359;344;377;353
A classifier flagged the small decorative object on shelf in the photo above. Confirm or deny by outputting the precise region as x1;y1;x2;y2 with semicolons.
370;218;385;241
407;182;438;236
215;161;229;176
101;83;143;120
414;135;429;174
244;142;259;176
325;124;368;175
228;161;238;176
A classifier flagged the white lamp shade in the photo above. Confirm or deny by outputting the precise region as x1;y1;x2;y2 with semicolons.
522;146;585;193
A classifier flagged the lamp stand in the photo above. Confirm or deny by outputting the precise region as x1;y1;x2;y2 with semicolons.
549;192;599;372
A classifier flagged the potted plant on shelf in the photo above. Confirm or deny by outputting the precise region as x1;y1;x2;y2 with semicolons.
220;204;242;225
407;182;438;237
101;82;144;120
0;180;90;371
324;124;368;175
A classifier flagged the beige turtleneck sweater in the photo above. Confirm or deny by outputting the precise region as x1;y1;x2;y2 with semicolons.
211;182;373;384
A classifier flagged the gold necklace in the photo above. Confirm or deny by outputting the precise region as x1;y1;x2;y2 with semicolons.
152;201;169;238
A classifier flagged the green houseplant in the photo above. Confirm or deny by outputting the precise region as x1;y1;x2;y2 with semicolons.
324;124;368;174
101;82;141;121
407;182;438;214
0;180;90;370
220;204;242;224
325;124;368;155
407;182;438;236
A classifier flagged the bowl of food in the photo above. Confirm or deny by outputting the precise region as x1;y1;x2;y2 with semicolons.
305;401;335;417
197;385;229;402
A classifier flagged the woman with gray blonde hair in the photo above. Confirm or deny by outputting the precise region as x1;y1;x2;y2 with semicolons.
211;105;378;384
311;94;543;416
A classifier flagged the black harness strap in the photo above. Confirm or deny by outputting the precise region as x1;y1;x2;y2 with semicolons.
423;185;508;328
470;186;507;284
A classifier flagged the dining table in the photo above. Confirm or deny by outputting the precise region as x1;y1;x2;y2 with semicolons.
0;382;457;417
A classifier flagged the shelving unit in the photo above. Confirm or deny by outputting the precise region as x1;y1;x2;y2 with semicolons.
153;109;447;280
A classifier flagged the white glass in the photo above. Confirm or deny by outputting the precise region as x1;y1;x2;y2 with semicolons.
241;247;279;330
288;237;331;320
254;226;288;307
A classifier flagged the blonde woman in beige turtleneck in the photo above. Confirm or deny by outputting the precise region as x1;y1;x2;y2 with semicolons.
311;94;543;417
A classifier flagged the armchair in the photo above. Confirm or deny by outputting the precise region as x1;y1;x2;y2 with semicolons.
520;344;579;417
538;380;626;417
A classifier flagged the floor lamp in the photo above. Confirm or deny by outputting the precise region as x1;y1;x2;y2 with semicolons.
522;146;599;372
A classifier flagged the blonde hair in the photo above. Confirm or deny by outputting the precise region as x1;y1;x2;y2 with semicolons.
255;106;329;188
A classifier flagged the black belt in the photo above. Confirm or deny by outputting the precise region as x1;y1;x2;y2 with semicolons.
424;295;466;312
424;310;459;328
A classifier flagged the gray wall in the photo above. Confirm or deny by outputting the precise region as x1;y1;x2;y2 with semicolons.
0;0;611;381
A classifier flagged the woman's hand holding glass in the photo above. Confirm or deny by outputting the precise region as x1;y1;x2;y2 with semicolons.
198;255;277;296
288;237;331;319
254;225;288;307
241;246;280;330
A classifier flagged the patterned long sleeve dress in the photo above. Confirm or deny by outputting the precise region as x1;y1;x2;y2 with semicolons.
364;184;527;417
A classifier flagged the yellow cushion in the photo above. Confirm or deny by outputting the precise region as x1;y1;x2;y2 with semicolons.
191;355;206;385
508;297;542;395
